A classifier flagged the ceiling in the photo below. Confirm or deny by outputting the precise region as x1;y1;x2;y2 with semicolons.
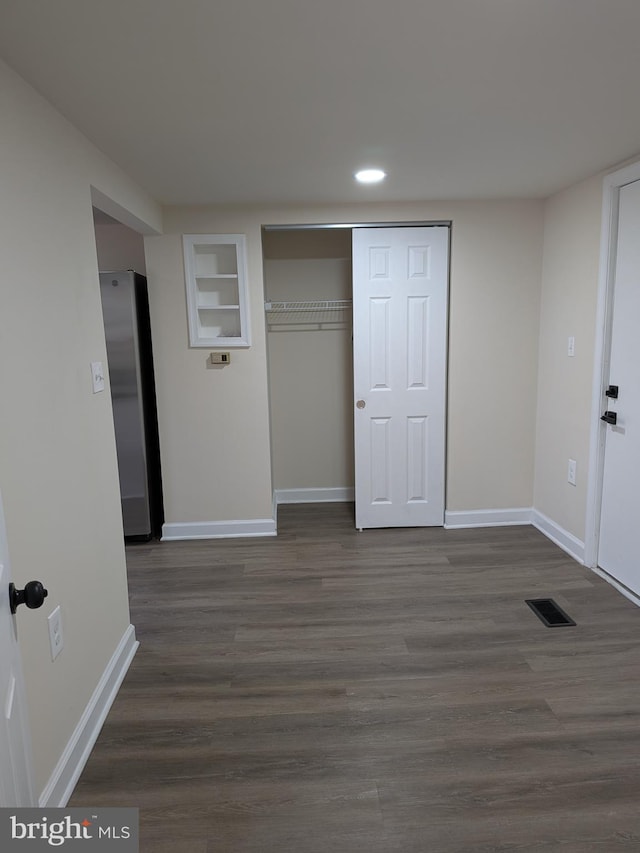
1;0;639;206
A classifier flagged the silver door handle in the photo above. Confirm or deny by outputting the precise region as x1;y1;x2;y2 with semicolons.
356;400;366;409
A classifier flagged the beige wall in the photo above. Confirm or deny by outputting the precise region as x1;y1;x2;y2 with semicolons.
445;203;543;511
533;174;604;541
93;220;147;275
144;229;274;523
264;232;354;492
268;326;354;492
0;59;161;796
147;199;543;526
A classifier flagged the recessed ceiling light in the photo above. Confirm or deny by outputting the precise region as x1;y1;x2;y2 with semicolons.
355;168;386;184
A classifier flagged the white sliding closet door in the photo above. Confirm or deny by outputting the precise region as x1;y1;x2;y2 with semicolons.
352;227;449;529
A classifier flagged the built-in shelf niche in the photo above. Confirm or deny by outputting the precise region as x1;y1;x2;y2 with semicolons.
183;234;251;347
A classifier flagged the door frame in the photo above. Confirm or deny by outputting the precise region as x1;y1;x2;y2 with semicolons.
0;486;36;807
584;159;640;594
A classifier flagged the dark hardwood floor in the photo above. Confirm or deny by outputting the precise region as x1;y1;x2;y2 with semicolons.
70;504;640;852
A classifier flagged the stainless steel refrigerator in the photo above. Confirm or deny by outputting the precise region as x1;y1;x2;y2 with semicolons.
99;270;163;540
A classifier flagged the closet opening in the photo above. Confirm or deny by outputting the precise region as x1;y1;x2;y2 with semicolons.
263;220;450;532
262;227;355;515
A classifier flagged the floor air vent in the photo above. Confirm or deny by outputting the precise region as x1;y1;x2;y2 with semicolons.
525;598;576;627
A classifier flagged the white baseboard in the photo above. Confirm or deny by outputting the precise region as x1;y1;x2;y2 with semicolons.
275;487;355;504
444;507;533;529
39;624;139;807
531;510;585;564
162;518;277;540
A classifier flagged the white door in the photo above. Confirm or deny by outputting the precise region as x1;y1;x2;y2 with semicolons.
0;488;35;806
598;179;640;594
352;226;449;529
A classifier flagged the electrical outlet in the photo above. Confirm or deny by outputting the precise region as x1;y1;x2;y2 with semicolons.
567;336;575;357
48;606;64;661
568;458;577;486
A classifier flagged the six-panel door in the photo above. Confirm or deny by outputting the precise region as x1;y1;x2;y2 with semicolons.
352;227;449;529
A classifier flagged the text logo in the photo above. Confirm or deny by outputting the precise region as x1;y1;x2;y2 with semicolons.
0;808;138;851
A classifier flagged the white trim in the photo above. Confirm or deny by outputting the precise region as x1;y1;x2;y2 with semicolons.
39;625;139;808
444;508;532;529
162;518;277;540
531;510;585;564
585;160;640;569
275;487;355;505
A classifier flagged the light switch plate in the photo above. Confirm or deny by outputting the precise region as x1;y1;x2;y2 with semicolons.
48;605;64;661
91;361;105;393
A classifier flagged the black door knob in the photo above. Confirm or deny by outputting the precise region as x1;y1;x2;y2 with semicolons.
601;411;618;425
9;581;48;614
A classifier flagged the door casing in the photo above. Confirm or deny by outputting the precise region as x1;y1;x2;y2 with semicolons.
0;487;36;806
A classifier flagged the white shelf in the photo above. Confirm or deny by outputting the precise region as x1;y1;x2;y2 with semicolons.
183;234;251;347
265;299;352;331
198;304;240;310
195;274;239;280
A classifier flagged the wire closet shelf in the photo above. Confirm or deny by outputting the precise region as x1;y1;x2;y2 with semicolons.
265;299;352;331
